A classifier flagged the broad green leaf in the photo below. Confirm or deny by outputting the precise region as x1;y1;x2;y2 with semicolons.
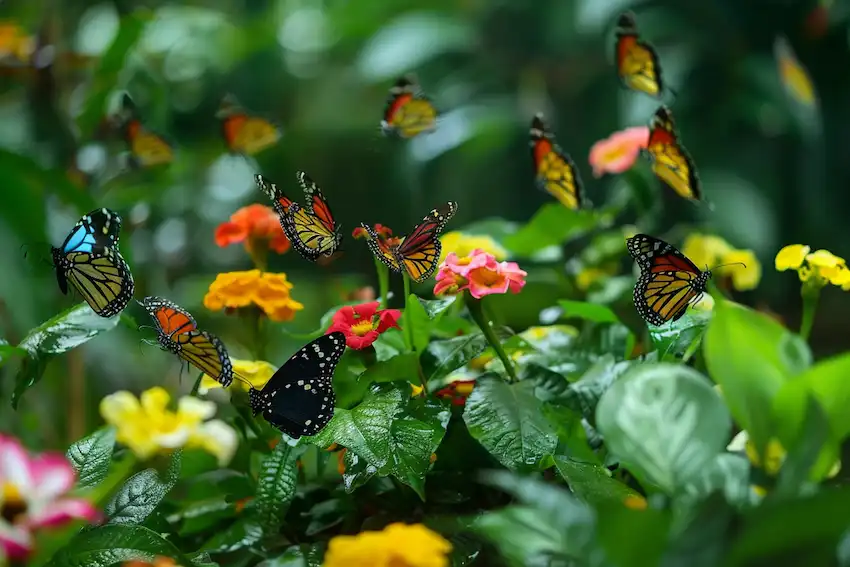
13;303;121;407
259;544;325;567
596;504;672;567
45;524;189;567
777;352;850;441
0;343;26;368
188;551;219;567
774;395;834;490
596;363;731;494
558;300;620;324
649;308;712;359
67;427;116;490
681;453;758;510
503;203;612;257
661;493;736;567
358;353;420;386
200;518;263;554
463;376;557;472
105;452;181;525
420;332;491;384
552;456;639;506
256;441;298;535
403;296;457;352
473;506;569;567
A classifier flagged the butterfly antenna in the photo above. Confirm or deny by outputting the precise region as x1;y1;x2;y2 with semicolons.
232;371;254;389
710;261;747;271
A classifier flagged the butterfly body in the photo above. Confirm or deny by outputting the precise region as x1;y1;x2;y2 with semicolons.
381;76;438;139
249;332;346;438
615;12;664;98
645;106;701;201
218;95;281;155
529;113;584;210
627;234;711;326
117;94;174;168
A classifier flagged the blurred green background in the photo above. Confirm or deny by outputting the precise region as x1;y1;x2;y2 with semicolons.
1;0;848;448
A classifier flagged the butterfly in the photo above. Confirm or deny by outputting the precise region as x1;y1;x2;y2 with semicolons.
140;296;234;387
644;106;701;201
217;94;281;155
361;202;457;283
255;172;343;262
529;113;585;210
51;208;134;318
626;234;711;326
249;331;346;438
380;76;438;139
119;93;174;168
615;12;665;98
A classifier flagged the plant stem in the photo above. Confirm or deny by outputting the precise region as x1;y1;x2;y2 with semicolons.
799;285;820;341
190;371;204;397
402;272;415;353
236;403;265;441
375;257;390;309
464;294;518;383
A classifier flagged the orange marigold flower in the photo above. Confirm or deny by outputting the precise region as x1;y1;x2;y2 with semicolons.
215;204;290;254
352;223;392;240
203;270;304;322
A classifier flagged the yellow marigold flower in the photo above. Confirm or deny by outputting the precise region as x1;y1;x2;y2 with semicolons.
100;387;237;466
682;234;733;271
718;249;761;291
775;244;811;271
776;244;849;291
203;270;304;322
439;231;507;265
324;523;452;567
200;359;276;394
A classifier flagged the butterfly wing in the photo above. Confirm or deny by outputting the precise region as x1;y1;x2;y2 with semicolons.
645;106;701;201
141;296;197;337
279;171;342;262
529;114;584;210
218;96;280;154
249;331;346;438
64;248;134;317
615;12;663;98
255;174;294;220
395;202;458;283
381;77;438;138
125;120;174;168
361;223;402;272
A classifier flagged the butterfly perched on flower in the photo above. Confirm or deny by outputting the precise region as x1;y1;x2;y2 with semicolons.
217;94;281;155
139;296;234;387
380;76;438;139
361;202;458;283
51;208;134;317
249;331;346;438
615;12;665;98
626;234;711;326
117;93;174;168
254;172;342;262
529;113;585;210
644;106;701;201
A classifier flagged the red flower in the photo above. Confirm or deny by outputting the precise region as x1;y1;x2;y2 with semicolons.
326;301;401;349
435;379;476;406
352;223;392;240
215;204;290;254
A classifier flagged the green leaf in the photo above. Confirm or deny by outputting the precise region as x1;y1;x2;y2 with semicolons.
503;203;612;257
596;363;732;494
596;504;672;567
14;303;121;408
777;352;850;442
463;376;557;472
358;353;420;386
558;300;620;324
649;308;712;359
259;544;325;567
681;453;758;510
105;452;181;525
0;343;26;368
256;441;298;535
67;427;116;490
420;332;491;384
45;524;189;566
200;518;263;554
552;456;640;506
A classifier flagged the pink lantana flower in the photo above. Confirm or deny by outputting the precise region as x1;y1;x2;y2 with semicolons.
588;126;650;177
467;260;527;298
433;249;527;298
0;435;100;560
327;300;402;350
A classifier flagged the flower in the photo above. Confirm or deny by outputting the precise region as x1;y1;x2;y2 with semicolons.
435;379;476;406
214;204;290;254
199;359;276;394
438;231;508;265
352;224;392;240
203;270;305;322
100;387;238;466
324;522;452;567
682;234;733;270
467;260;527;298
327;301;402;349
0;435;100;560
434;249;527;299
775;244;850;289
775;244;810;271
124;558;179;567
588;126;650;177
722;249;761;291
0;23;34;63
682;233;762;291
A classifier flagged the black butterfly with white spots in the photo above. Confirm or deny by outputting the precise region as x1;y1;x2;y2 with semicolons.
249;332;346;438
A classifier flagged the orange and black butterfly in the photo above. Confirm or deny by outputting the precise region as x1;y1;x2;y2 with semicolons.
361;202;457;283
381;76;438;139
529;113;585;210
217;94;281;155
117;93;174;168
254;172;342;262
140;296;233;386
615;12;665;98
644;106;701;201
626;234;711;326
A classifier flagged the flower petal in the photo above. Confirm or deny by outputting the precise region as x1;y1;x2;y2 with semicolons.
775;244;810;271
28;453;75;500
25;498;101;528
0;520;32;560
214;221;248;248
140;387;171;415
0;435;33;492
99;391;142;426
375;309;402;333
353;301;380;320
177;396;217;422
190;420;237;466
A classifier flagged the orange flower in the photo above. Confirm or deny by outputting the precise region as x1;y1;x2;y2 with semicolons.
436;379;476;406
0;22;34;63
588;126;649;177
203;270;304;322
215;204;290;254
352;224;392;240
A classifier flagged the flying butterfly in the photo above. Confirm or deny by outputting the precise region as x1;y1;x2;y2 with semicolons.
381;76;438;139
140;296;234;387
361;202;457;283
217;94;281;155
614;12;667;98
529;113;585;210
118;93;174;168
51;208;134;318
644;106;701;201
249;331;346;438
255;172;342;262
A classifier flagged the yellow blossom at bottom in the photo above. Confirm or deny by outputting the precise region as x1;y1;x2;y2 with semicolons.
199;359;277;394
203;270;304;322
439;231;508;265
324;523;452;567
100;387;237;466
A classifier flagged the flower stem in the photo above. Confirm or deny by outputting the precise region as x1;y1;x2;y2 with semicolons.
799;284;821;341
375;257;390;309
464;294;517;383
402;272;415;353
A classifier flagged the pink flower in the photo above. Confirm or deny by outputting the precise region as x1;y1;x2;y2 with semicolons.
588;126;649;177
327;301;402;350
467;260;528;298
433;250;527;299
0;435;100;560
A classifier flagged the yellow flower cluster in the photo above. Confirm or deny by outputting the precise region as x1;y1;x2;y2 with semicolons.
682;233;762;291
203;270;304;321
323;523;452;567
439;231;507;265
100;387;237;466
199;359;277;394
775;244;850;290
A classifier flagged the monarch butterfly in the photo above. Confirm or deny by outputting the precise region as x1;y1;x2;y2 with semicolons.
644;106;701;201
254;172;343;262
361;202;457;283
615;12;665;98
626;234;711;326
217;94;281;155
530;113;585;210
249;331;346;438
381;76;438;139
51;208;134;318
140;296;234;387
119;93;174;168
